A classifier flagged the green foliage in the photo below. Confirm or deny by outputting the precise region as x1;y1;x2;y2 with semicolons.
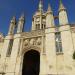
73;51;75;60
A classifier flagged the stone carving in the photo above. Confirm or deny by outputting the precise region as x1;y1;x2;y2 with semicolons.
30;39;35;45
22;30;44;38
24;39;29;46
36;38;41;45
23;37;42;51
22;45;41;54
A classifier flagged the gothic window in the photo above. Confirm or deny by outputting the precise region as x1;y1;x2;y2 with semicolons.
55;32;63;53
41;24;43;29
41;24;46;29
36;24;40;30
44;24;46;29
6;39;13;57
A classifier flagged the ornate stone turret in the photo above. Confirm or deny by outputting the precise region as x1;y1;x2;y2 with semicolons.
59;0;68;25
38;0;43;12
17;14;25;33
46;3;55;28
8;16;16;35
32;0;46;30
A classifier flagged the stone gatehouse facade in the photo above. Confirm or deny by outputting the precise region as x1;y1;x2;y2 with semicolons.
0;0;75;75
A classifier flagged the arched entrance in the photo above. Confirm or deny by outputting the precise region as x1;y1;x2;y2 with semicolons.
22;50;40;75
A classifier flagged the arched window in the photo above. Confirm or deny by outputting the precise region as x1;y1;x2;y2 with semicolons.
36;24;40;30
55;32;63;54
41;24;46;29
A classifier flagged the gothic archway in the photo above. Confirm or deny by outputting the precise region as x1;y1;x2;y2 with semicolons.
22;50;40;75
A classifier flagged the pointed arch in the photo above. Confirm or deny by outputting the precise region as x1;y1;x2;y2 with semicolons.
22;49;40;75
22;45;41;56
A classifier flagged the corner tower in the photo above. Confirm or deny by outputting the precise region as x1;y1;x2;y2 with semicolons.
17;14;25;33
8;16;16;35
46;4;55;28
59;0;68;25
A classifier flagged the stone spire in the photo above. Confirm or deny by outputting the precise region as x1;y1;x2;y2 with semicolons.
11;16;16;23
38;0;43;12
8;16;16;35
47;3;52;14
19;13;24;21
59;0;68;25
17;13;25;33
47;4;52;12
59;0;66;12
46;3;55;28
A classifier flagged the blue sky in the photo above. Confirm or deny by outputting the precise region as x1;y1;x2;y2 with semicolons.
0;0;75;35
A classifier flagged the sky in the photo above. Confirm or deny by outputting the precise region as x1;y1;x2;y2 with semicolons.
0;0;75;35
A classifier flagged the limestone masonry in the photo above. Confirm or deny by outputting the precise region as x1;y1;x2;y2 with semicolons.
0;0;75;75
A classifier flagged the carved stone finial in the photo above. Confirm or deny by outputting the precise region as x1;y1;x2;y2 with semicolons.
19;13;25;21
17;13;25;33
38;0;43;12
59;0;66;12
8;16;16;35
47;3;52;13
